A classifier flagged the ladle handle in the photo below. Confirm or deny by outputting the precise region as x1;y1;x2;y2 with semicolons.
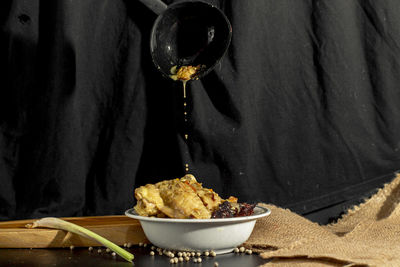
138;0;168;15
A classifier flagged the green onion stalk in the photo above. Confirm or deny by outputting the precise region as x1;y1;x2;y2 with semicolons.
26;217;134;263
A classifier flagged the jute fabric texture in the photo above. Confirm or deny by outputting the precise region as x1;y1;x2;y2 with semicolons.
246;173;400;266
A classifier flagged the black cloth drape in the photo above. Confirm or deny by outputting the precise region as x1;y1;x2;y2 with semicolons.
1;0;400;221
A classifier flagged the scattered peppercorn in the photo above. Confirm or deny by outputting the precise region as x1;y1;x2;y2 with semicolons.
245;249;253;255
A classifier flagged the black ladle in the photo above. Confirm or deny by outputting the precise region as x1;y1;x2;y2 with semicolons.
138;0;232;80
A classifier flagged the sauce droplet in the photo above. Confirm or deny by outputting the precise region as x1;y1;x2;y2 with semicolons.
183;81;187;99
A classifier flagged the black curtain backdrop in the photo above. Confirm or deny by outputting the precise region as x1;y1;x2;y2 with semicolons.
1;0;400;221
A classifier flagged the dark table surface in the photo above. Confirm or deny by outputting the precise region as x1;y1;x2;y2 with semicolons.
0;246;269;267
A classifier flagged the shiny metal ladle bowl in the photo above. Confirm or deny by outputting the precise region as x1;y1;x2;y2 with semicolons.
139;0;232;80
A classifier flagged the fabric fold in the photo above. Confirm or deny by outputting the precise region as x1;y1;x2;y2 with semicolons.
246;173;400;266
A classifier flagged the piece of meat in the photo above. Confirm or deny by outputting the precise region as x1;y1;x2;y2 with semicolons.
169;65;202;81
157;178;211;219
133;174;238;219
176;65;200;80
181;174;223;213
211;202;256;218
134;184;165;217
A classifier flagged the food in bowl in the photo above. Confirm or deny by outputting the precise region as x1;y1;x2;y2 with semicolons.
211;201;256;218
124;205;270;254
134;174;255;219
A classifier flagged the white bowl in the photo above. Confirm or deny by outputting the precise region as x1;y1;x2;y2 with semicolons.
125;206;270;254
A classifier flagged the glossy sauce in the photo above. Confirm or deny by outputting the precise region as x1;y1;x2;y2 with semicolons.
170;65;203;174
182;81;190;173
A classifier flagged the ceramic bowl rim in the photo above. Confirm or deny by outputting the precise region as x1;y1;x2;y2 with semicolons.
125;205;270;223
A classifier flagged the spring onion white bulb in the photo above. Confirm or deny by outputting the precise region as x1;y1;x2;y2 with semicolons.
26;217;134;263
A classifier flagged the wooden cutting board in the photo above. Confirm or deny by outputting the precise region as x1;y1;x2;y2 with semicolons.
0;216;148;248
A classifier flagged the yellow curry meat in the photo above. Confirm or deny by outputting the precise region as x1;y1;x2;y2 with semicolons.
134;174;237;219
170;65;202;81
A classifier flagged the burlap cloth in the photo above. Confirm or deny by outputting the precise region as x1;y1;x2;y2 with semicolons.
245;173;400;267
